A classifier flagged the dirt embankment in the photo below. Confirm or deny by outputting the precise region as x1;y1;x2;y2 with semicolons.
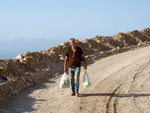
0;27;150;107
1;43;150;113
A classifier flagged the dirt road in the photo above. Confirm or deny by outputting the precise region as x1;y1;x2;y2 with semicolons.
1;46;150;113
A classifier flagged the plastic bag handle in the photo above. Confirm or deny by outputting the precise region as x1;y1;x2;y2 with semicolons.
83;69;87;76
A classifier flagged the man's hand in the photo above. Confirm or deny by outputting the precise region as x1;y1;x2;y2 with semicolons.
84;65;87;69
64;67;67;72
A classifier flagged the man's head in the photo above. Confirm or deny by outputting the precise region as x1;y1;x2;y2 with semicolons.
70;38;76;48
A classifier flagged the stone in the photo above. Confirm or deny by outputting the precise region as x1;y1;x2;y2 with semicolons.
59;55;65;61
12;90;19;95
26;77;33;83
23;51;30;56
138;43;142;46
26;82;31;87
1;75;7;80
34;68;40;72
21;77;26;82
117;46;120;50
12;76;19;83
0;62;7;70
45;67;50;72
93;34;99;38
7;76;12;82
25;71;34;75
15;55;22;60
40;73;47;79
36;76;40;80
41;69;45;71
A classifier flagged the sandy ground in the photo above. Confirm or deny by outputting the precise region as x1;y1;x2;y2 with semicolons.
1;46;150;113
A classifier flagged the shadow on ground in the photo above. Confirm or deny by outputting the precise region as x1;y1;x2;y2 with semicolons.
80;93;150;97
0;75;57;113
0;60;95;113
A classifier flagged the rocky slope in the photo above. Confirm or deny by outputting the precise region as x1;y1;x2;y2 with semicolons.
0;27;150;106
1;43;150;113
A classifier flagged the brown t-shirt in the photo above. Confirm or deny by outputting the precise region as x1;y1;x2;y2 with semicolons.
65;46;83;68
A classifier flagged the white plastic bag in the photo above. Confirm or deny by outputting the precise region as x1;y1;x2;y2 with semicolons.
60;72;70;89
83;70;91;87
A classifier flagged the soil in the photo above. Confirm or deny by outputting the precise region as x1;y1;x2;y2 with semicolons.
1;46;150;113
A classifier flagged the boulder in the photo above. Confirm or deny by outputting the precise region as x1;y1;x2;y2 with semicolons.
15;55;22;60
138;43;142;46
59;55;65;61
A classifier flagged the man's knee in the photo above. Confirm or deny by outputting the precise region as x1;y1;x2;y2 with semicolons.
70;74;74;81
75;72;79;80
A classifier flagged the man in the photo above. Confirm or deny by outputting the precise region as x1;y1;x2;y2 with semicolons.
64;38;87;97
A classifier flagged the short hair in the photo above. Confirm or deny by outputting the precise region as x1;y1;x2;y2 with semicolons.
70;38;75;41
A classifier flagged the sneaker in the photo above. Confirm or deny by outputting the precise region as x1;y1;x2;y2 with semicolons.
76;91;79;97
71;91;75;96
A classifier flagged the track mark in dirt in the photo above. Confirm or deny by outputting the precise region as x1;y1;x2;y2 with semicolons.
128;61;150;113
106;84;122;113
132;61;150;81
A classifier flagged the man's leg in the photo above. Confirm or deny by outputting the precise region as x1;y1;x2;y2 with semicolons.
74;67;81;97
69;68;75;96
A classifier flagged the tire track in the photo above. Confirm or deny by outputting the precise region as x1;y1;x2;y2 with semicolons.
106;84;122;113
132;61;150;82
128;61;150;113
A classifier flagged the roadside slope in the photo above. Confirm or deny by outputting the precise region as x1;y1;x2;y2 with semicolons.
1;46;150;113
0;27;150;107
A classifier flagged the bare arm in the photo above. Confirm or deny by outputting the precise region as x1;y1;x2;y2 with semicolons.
64;56;68;72
81;54;87;69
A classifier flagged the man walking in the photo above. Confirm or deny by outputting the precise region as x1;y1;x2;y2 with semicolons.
64;38;87;97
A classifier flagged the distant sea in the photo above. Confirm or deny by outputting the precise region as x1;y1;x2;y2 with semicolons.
0;38;65;59
0;45;51;59
0;37;86;59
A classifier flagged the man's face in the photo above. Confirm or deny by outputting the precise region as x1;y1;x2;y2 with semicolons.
70;40;76;47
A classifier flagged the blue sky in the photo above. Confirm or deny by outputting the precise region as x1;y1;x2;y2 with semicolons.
0;0;150;59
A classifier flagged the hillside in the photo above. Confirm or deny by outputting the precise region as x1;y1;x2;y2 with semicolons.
1;44;150;113
0;27;150;108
